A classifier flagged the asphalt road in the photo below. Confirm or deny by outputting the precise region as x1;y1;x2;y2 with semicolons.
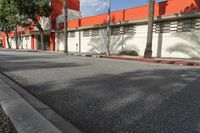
0;49;200;133
0;105;17;133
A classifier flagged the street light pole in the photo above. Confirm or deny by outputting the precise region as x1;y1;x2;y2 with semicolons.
63;0;68;54
144;0;155;58
106;0;111;56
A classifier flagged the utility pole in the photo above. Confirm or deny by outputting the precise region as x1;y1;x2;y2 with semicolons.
106;0;111;56
144;0;155;58
63;0;68;54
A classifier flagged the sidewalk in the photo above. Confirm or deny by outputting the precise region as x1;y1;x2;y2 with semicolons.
99;55;200;67
0;72;82;133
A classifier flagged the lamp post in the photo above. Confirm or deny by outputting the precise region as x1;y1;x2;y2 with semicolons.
106;0;111;56
144;0;155;58
63;0;68;54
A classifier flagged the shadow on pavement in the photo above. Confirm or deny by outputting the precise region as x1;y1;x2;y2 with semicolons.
0;54;90;72
21;68;200;133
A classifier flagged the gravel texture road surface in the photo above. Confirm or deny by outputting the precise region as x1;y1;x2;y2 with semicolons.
0;49;200;133
0;106;17;133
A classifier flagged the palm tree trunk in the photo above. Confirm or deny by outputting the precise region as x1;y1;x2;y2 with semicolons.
106;0;111;56
63;0;68;54
144;0;155;58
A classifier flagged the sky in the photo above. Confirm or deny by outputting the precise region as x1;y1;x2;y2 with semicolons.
80;0;166;17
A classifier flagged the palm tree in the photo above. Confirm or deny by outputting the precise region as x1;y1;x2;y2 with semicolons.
106;0;111;56
144;0;155;58
63;0;68;54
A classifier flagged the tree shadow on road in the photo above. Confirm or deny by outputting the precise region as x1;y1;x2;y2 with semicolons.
0;54;90;72
19;67;200;133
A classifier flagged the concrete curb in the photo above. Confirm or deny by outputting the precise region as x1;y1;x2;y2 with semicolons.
0;73;82;133
99;56;200;67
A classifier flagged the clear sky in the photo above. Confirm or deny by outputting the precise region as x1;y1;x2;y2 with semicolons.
80;0;167;17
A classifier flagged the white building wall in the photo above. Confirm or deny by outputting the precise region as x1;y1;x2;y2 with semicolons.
123;29;200;59
55;17;200;59
77;26;149;55
56;32;64;51
55;33;59;51
18;37;23;49
34;36;39;50
80;36;97;53
22;36;31;50
9;38;16;49
5;37;16;49
5;36;31;50
123;25;148;56
78;29;105;53
68;32;80;52
159;31;200;58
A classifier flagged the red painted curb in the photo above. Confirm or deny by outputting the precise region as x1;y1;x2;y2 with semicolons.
100;56;200;67
159;60;176;64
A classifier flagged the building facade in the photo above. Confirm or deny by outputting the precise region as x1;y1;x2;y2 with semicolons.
1;0;200;59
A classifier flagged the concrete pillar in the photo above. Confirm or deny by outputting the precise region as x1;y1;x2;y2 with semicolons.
3;38;6;48
50;32;55;51
31;35;35;50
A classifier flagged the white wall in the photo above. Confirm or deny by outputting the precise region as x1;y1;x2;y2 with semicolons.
56;32;80;52
56;32;64;51
124;25;148;56
55;18;200;59
34;35;39;50
68;32;80;52
67;26;148;55
159;31;200;58
22;36;31;50
6;36;31;50
7;37;16;49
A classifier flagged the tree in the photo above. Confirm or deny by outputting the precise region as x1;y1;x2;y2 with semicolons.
63;0;68;54
144;0;155;58
0;0;18;48
106;0;111;56
14;0;53;50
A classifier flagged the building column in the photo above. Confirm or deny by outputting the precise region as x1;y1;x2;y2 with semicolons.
79;31;81;53
2;38;6;48
31;35;35;50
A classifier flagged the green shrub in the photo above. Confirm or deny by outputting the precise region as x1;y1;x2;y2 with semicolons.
119;50;139;56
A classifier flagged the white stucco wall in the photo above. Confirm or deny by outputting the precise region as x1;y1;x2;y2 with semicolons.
22;36;31;50
7;37;16;49
5;36;31;50
159;31;200;58
56;32;64;51
54;17;200;59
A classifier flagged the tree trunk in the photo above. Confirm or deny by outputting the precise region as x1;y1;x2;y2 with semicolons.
15;26;19;49
5;31;11;49
144;0;155;58
106;0;111;56
33;18;45;50
63;0;68;54
40;30;45;50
